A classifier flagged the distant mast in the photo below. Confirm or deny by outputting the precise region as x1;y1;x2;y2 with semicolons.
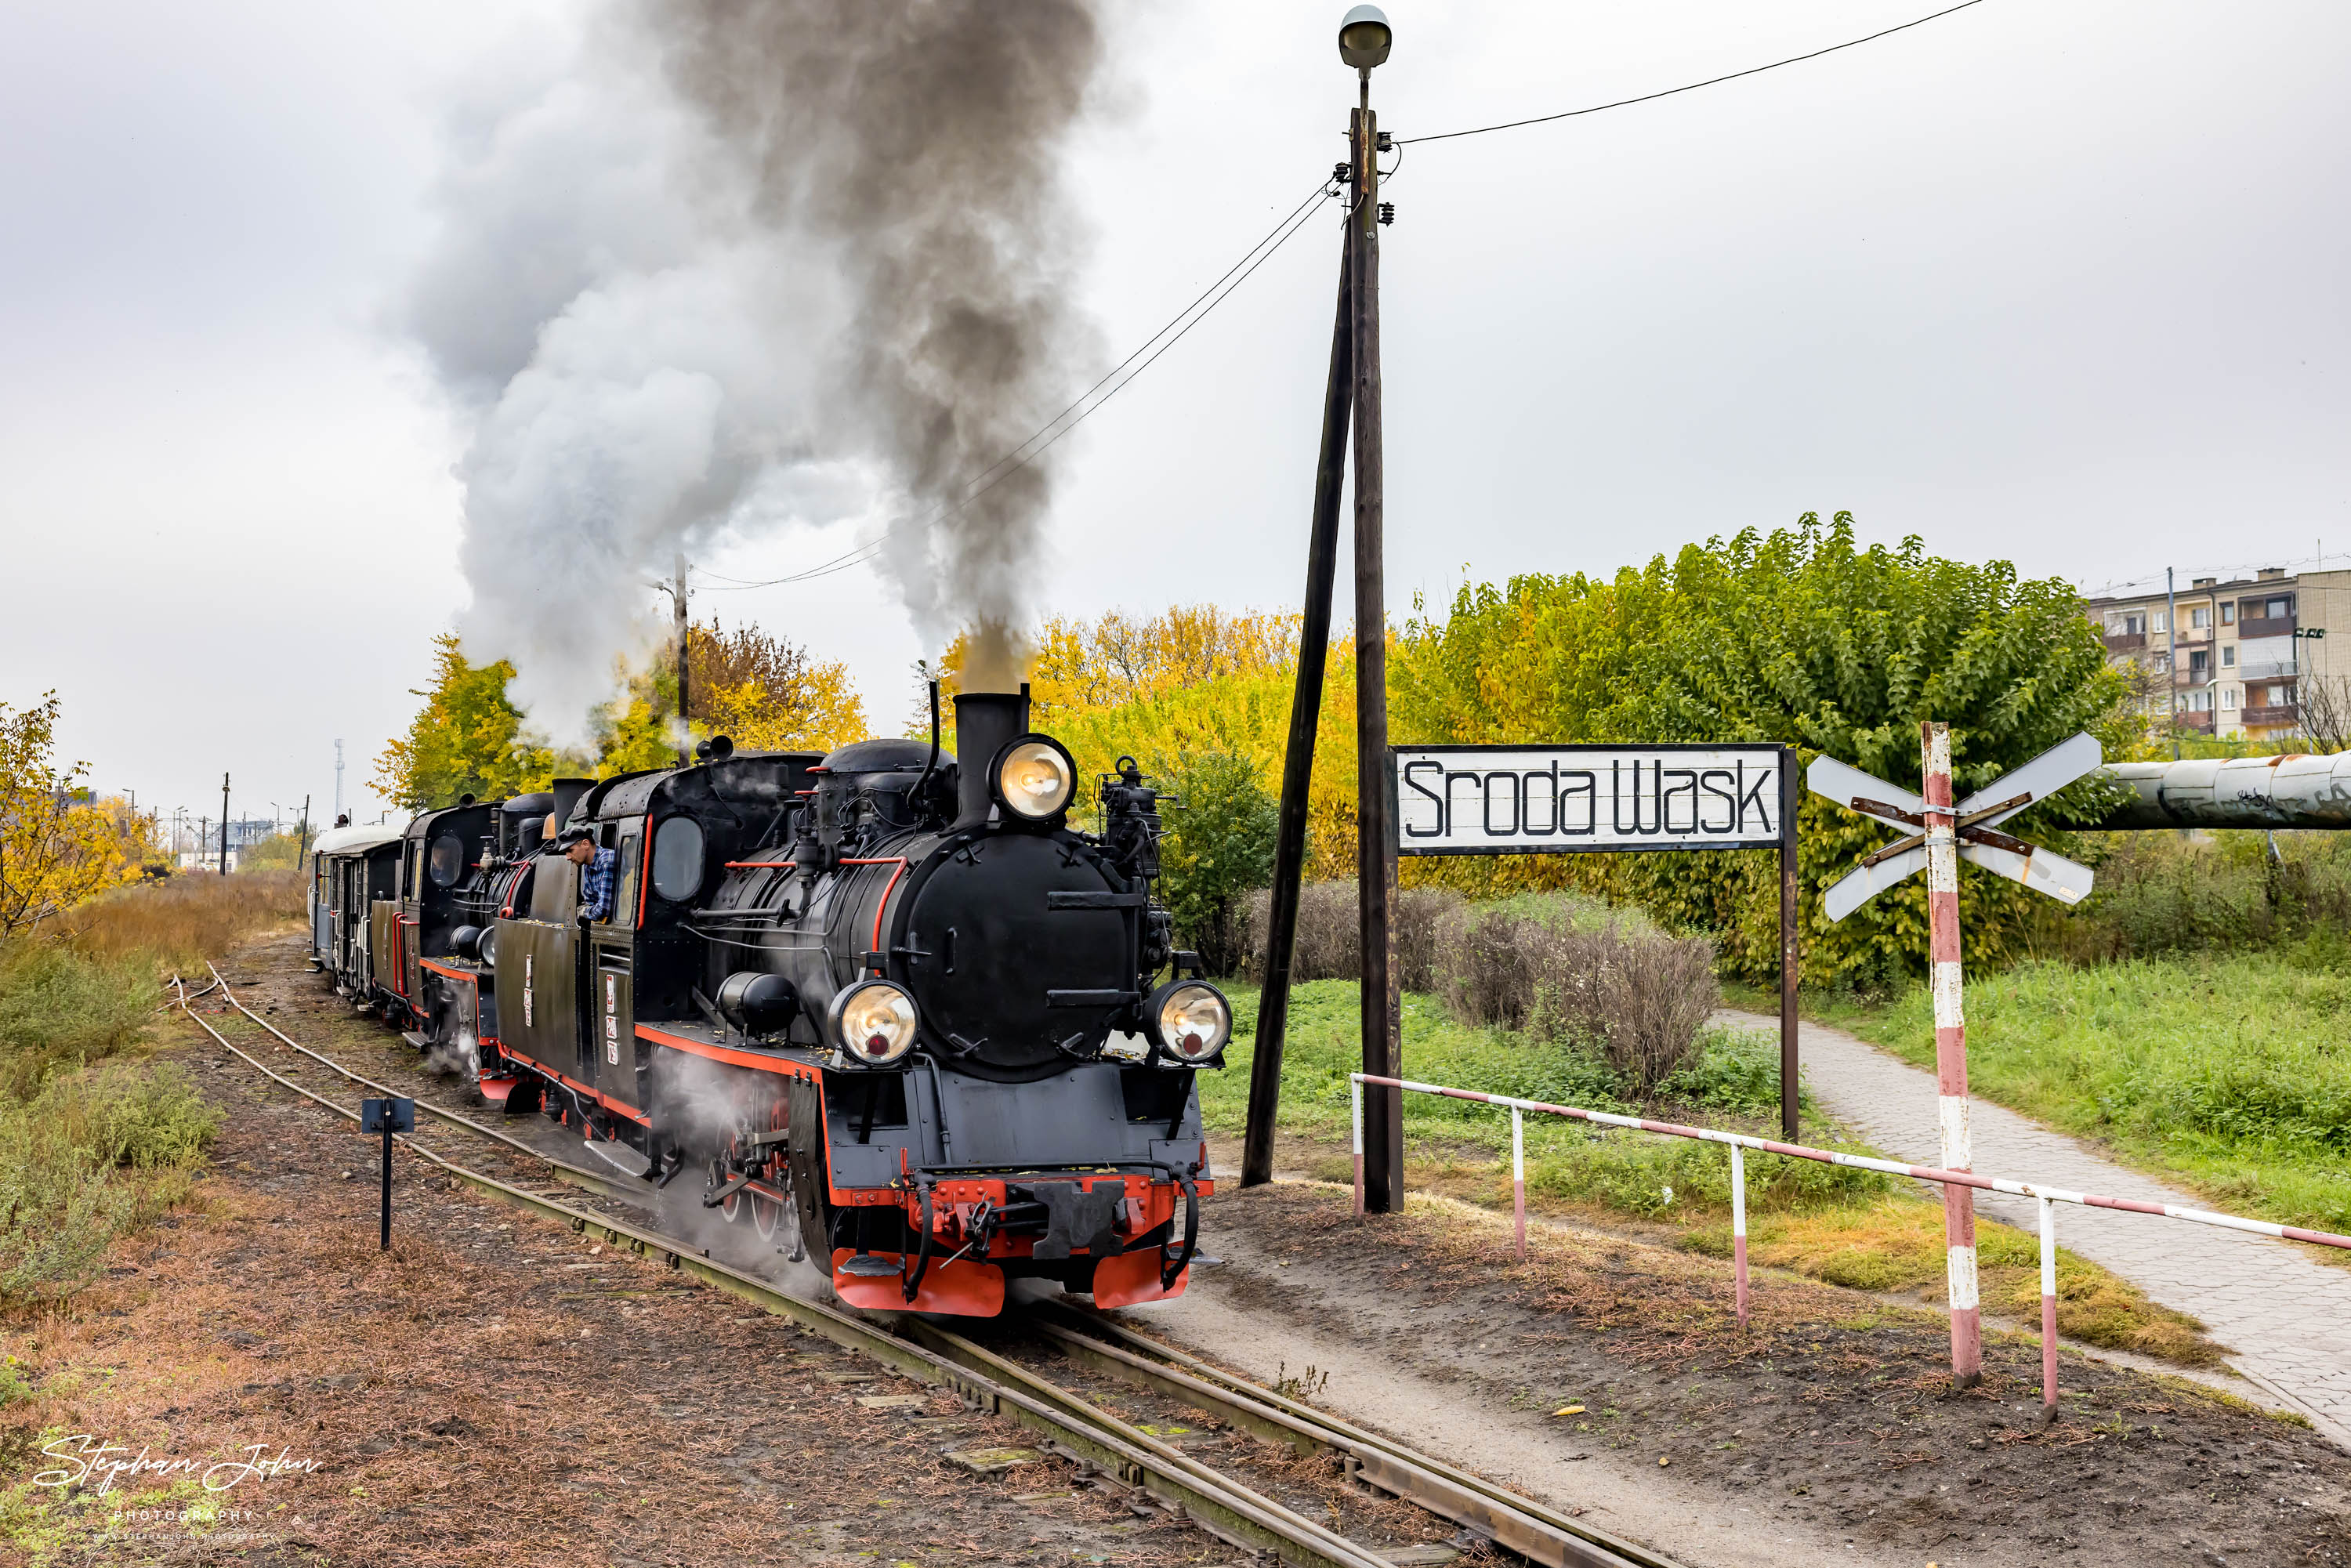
334;738;345;822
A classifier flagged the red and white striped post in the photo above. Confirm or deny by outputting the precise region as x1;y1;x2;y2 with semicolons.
2039;1196;2059;1416
1351;1074;1366;1219
1511;1107;1527;1260
1730;1142;1750;1324
1922;719;1983;1385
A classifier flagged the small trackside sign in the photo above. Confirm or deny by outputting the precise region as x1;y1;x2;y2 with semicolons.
1392;744;1788;856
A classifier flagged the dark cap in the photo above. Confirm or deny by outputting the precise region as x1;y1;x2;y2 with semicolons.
557;825;594;846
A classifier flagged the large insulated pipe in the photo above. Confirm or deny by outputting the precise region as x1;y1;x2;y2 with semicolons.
2092;753;2351;829
952;693;1024;828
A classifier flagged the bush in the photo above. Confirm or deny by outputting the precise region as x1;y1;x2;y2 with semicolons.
0;945;156;1101
1154;751;1278;978
1431;902;1719;1094
2055;829;2351;965
1241;878;1465;991
0;1060;219;1301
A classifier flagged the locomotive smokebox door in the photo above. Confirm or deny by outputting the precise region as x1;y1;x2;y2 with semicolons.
903;833;1133;1074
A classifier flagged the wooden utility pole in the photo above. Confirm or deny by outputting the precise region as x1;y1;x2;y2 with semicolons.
1921;721;1983;1385
1350;79;1404;1215
1242;242;1354;1190
673;553;692;768
219;773;230;876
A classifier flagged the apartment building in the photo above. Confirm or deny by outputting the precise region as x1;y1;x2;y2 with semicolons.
2085;566;2347;741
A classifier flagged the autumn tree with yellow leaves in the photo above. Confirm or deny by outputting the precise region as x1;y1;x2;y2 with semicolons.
376;623;869;809
0;694;159;938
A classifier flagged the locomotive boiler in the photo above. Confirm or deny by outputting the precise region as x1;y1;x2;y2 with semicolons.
463;690;1225;1316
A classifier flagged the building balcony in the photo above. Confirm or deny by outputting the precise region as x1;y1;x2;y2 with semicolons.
2239;660;2298;681
2239;614;2297;640
2174;711;2215;733
2103;632;2146;654
2241;703;2300;728
2174;668;2212;687
2176;625;2213;643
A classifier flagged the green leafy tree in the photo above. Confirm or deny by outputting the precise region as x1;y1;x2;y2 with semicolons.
1154;751;1279;978
1393;514;2136;986
371;635;555;811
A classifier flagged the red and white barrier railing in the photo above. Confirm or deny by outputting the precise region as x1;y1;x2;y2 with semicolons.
1348;1072;2351;1414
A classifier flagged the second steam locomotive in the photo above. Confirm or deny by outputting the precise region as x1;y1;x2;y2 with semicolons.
307;690;1226;1316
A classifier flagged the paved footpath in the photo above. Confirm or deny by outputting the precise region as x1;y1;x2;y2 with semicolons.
1719;1009;2351;1451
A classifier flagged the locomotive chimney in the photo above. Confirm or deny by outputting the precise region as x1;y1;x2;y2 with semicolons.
954;692;1024;828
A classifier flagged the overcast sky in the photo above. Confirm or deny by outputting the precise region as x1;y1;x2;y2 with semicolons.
4;0;2346;833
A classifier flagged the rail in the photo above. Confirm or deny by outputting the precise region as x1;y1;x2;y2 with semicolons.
1349;1070;2351;1417
171;968;1661;1567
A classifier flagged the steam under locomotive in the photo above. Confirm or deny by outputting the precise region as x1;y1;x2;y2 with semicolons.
307;691;1226;1316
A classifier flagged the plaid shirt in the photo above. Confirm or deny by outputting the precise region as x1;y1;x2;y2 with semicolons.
578;847;619;922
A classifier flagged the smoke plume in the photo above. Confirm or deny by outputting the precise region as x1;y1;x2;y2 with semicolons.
405;2;1107;741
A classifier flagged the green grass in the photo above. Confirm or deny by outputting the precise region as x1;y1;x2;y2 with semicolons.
1204;977;2218;1360
0;943;221;1305
1775;954;2351;1238
1204;978;1892;1222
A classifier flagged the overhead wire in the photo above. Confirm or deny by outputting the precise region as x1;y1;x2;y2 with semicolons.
694;176;1342;595
695;5;1996;595
1396;0;1989;145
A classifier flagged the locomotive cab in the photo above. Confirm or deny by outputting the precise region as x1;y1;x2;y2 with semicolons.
392;794;516;1088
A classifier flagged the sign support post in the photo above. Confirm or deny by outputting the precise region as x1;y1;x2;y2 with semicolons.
360;1096;415;1253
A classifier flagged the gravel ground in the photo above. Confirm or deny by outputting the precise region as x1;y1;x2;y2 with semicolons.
1134;1180;2351;1567
0;944;1237;1568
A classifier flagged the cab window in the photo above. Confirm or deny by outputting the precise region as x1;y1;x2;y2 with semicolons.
613;827;642;927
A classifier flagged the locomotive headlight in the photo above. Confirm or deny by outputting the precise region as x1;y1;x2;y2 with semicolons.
994;737;1074;821
1144;980;1231;1065
827;980;918;1065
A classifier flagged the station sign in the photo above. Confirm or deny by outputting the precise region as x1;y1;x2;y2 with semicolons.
1391;744;1788;856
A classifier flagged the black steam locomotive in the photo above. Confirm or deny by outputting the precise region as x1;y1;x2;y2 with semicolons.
308;691;1226;1316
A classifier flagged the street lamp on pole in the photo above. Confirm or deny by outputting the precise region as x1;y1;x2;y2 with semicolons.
1342;2;1404;1216
1242;5;1402;1198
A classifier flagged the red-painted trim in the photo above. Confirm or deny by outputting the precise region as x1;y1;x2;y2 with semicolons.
633;1023;894;1208
418;958;478;984
635;813;654;926
717;856;905;968
857;858;907;961
635;1023;818;1077
498;1041;649;1124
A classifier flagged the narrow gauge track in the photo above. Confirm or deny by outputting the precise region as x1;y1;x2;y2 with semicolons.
179;965;1675;1568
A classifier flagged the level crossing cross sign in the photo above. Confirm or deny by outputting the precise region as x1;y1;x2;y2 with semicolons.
1807;724;2101;1387
1807;732;2102;923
